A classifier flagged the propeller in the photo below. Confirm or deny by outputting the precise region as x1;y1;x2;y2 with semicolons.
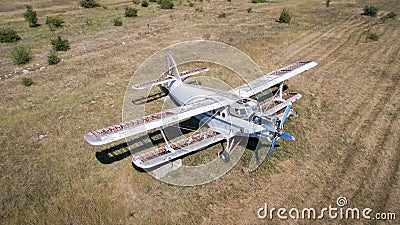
268;104;294;159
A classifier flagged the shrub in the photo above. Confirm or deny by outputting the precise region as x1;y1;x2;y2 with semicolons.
149;0;157;2
133;0;140;4
195;7;203;12
22;77;33;86
142;0;149;7
86;18;93;26
46;16;64;30
0;28;21;43
278;8;291;23
218;12;226;18
47;51;60;65
125;7;138;17
382;12;397;20
189;2;194;7
363;5;377;17
158;0;174;9
246;8;252;13
80;0;100;8
386;11;396;19
367;33;379;41
23;5;39;27
251;0;266;3
326;0;330;7
51;36;70;51
113;17;123;26
11;46;31;65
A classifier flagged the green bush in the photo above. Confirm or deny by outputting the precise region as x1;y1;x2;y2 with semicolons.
363;5;378;17
80;0;100;8
158;0;174;9
218;12;226;18
386;11;396;19
278;8;291;23
51;36;70;51
251;0;266;3
133;0;140;4
23;5;39;27
246;8;252;13
381;11;397;22
367;33;379;41
0;28;21;43
125;7;138;17
113;17;123;26
142;0;149;7
22;77;33;86
326;0;330;7
189;2;194;7
149;0;156;2
47;51;60;65
11;46;32;65
46;16;64;30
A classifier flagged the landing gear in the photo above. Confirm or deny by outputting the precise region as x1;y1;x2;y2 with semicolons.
219;150;230;162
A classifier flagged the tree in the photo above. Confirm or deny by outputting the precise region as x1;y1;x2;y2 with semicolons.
23;5;39;27
278;8;291;23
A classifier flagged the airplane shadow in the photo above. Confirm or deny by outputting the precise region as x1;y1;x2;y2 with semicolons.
95;118;200;165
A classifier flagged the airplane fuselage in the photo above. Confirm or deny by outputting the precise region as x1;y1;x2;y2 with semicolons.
168;80;275;140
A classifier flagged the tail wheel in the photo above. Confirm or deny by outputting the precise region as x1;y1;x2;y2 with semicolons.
219;150;230;162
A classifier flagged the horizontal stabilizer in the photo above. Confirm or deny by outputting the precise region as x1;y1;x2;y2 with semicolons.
132;68;208;89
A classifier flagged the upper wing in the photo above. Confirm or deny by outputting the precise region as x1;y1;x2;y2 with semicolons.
84;97;233;145
132;68;209;89
230;61;317;98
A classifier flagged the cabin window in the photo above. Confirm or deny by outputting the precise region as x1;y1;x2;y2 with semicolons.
222;112;225;118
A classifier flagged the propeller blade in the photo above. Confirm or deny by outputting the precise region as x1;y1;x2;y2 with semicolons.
279;104;292;130
268;136;279;159
280;132;295;141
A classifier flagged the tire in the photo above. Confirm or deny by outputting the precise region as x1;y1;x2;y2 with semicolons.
219;150;230;162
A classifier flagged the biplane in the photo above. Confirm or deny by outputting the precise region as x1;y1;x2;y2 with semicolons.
84;55;317;169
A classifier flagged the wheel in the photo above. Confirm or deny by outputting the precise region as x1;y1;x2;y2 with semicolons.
219;150;230;162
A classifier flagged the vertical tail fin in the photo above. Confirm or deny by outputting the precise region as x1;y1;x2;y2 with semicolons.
166;54;181;81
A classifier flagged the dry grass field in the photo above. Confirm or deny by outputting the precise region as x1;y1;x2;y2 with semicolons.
1;0;399;224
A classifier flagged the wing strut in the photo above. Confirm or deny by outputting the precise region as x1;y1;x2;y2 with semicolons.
160;128;175;152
